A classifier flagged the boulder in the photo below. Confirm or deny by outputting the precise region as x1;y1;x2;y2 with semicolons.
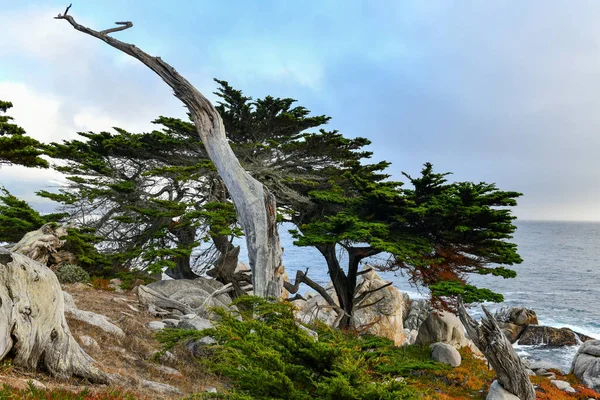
495;307;538;326
431;342;461;367
179;316;213;331
140;379;182;396
518;325;594;346
147;321;166;332
571;339;600;390
550;379;575;392
486;380;520;400
494;307;538;343
415;311;470;348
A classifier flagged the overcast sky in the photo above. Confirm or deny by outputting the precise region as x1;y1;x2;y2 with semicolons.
2;1;600;220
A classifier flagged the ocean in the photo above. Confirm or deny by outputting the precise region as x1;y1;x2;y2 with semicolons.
240;220;600;372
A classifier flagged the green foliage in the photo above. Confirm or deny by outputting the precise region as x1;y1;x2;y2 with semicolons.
55;263;91;284
60;227;116;276
158;297;433;399
0;187;65;243
0;101;48;168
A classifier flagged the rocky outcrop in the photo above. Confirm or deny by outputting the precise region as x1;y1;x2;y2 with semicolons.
494;307;538;343
403;298;430;331
292;270;406;345
571;339;600;390
518;325;595;346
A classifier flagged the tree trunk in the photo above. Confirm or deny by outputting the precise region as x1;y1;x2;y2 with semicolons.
0;248;107;382
55;6;283;298
165;222;198;280
319;245;353;328
457;297;536;400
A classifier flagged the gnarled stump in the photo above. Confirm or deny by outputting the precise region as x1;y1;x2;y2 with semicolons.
11;223;68;266
457;297;535;400
0;248;107;383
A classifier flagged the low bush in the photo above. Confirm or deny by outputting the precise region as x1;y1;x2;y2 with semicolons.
157;296;436;399
55;263;90;284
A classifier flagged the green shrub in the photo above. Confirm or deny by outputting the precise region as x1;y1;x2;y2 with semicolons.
158;296;432;400
55;263;90;284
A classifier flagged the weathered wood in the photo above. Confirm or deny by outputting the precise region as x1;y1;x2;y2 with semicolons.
0;247;107;382
55;5;283;298
457;297;535;400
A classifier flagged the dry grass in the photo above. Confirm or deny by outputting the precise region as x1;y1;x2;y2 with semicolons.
0;283;223;399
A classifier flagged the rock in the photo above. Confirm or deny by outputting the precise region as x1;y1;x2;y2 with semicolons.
147;321;166;331
486;380;520;400
415;311;470;348
529;360;560;372
108;278;124;292
352;270;406;345
497;322;526;343
152;364;183;377
205;387;217;393
403;299;431;331
495;307;538;326
297;323;318;341
293;270;407;345
78;335;99;348
179;316;213;331
403;329;418;345
518;325;592;346
431;342;461;367
550;379;573;392
571;339;600;390
140;379;182;395
66;308;126;338
494;307;538;343
162;319;180;328
185;336;217;357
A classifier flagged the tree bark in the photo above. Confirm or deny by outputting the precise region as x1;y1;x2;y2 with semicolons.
0;248;107;382
457;297;536;400
55;5;283;298
166;222;198;280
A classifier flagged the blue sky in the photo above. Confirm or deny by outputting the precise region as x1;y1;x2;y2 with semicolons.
2;1;600;220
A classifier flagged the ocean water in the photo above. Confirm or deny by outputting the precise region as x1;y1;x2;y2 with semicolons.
240;220;600;372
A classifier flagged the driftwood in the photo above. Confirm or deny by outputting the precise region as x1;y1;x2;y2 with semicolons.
55;4;283;298
457;297;535;400
0;248;107;382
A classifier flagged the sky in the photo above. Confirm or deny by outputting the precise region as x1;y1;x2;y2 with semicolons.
1;1;600;221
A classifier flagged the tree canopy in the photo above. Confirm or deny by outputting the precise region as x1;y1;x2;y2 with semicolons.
0;101;48;168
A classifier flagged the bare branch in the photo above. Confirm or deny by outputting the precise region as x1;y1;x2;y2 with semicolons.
356;267;374;276
283;268;339;311
100;22;133;35
353;281;393;306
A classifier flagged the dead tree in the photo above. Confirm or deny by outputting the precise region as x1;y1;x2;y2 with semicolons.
0;248;107;382
457;297;536;400
55;4;283;298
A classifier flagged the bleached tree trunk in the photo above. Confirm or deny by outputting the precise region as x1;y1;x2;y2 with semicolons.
457;297;536;400
0;248;107;382
55;5;283;298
